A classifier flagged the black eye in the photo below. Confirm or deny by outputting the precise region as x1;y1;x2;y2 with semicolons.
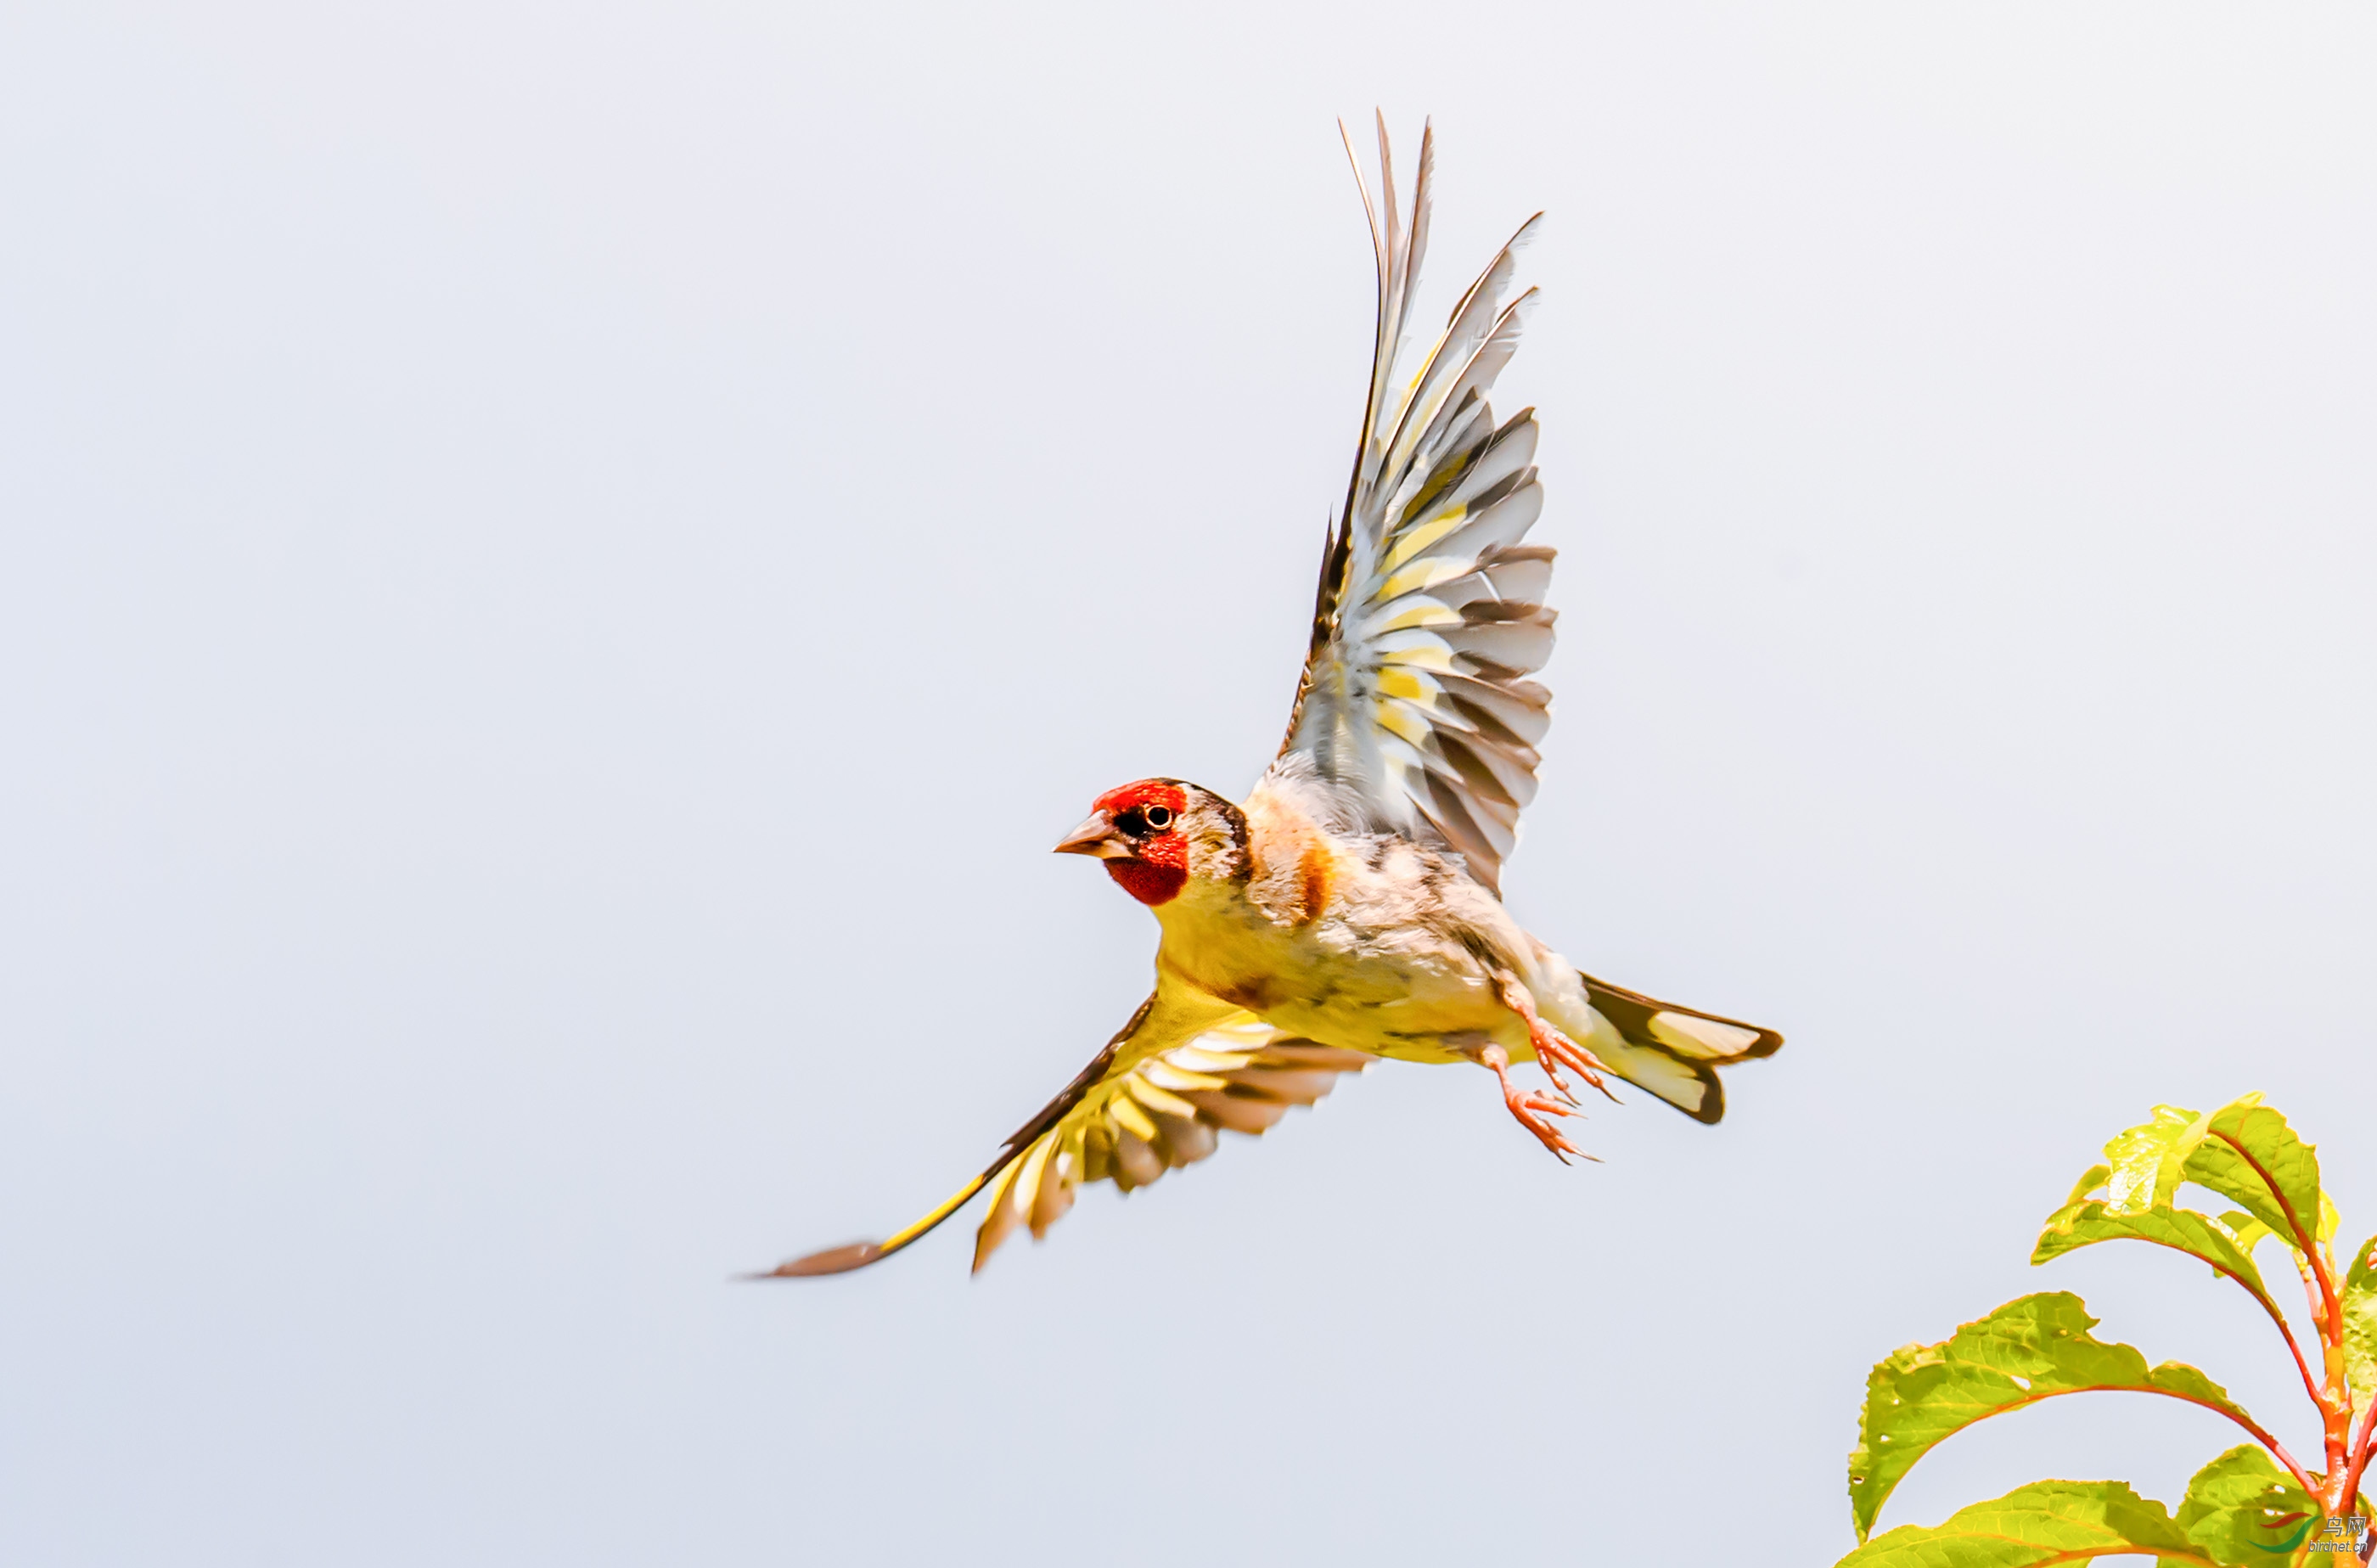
1114;808;1148;837
1143;805;1173;830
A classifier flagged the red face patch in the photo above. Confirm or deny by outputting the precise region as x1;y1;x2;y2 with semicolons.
1093;779;1190;907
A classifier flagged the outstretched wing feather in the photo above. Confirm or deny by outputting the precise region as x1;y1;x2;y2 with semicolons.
756;997;1368;1279
1277;121;1554;895
966;1020;1367;1269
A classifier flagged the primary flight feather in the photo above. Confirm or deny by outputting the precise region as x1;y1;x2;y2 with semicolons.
763;116;1780;1279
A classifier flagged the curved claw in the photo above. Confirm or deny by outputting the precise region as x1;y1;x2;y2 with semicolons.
1492;974;1621;1109
1474;1042;1600;1164
1509;1088;1582;1161
1532;1059;1585;1107
1535;1026;1620;1107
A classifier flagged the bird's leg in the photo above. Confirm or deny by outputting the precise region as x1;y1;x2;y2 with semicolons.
1494;975;1621;1107
1468;1042;1593;1164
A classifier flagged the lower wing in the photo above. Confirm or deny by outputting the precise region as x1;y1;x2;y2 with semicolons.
758;983;1370;1278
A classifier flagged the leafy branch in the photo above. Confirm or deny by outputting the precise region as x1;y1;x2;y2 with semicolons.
1839;1093;2377;1567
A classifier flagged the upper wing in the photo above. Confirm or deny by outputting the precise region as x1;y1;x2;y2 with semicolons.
759;979;1369;1278
1276;116;1551;896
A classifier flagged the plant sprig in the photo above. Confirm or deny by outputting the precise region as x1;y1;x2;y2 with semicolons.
1840;1093;2377;1566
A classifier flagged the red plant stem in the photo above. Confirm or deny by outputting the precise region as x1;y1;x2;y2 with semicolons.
2346;1392;2377;1515
2221;1131;2342;1334
2302;1262;2335;1348
1970;1384;2318;1498
2216;1130;2351;1493
2298;1256;2349;1479
2157;1391;2321;1499
2251;1268;2336;1427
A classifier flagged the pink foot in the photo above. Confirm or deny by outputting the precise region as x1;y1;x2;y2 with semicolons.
1478;1044;1594;1164
1497;976;1620;1107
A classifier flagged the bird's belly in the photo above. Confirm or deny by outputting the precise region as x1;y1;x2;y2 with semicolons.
1159;915;1514;1065
1261;992;1511;1065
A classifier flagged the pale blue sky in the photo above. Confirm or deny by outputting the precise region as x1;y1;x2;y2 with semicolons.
5;4;2376;1564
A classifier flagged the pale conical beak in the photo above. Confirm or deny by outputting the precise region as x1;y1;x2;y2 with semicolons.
1054;812;1132;860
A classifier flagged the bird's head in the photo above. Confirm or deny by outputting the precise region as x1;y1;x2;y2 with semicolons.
1054;778;1248;907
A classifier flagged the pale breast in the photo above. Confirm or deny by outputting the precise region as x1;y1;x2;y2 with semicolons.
1154;808;1528;1061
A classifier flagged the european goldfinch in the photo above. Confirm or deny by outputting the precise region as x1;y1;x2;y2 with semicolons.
767;118;1779;1279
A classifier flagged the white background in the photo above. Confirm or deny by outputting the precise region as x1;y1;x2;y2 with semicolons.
4;4;2374;1563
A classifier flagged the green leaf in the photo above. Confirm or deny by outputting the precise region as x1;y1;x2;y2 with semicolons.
2103;1104;2210;1213
2345;1232;2377;1408
2093;1096;2324;1256
2220;1211;2276;1257
1850;1294;2261;1542
1835;1480;2213;1566
2182;1095;2324;1254
2033;1201;2277;1314
2172;1445;2321;1565
2064;1162;2113;1209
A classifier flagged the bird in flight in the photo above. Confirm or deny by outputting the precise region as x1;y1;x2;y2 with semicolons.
765;117;1780;1279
